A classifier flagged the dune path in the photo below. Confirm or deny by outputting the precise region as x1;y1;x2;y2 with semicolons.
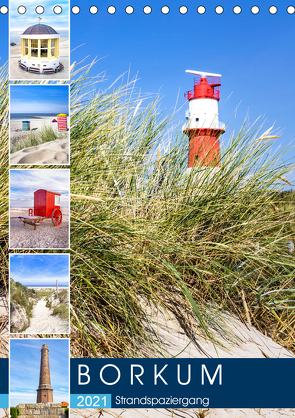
24;298;69;334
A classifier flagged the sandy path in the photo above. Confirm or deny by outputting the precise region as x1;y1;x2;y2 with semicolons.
24;298;69;334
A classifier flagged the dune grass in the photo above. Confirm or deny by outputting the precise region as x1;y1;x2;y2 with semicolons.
0;62;295;357
69;62;295;357
10;124;67;153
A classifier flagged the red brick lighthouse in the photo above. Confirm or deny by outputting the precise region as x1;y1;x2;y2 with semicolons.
36;344;53;403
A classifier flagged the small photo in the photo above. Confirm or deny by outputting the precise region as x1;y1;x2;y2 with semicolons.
9;0;70;80
10;339;69;410
9;169;70;249
10;85;70;165
10;254;70;334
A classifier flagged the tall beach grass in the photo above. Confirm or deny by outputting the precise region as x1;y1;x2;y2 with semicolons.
10;124;66;154
1;62;294;357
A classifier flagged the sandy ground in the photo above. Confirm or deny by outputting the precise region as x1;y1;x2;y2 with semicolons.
0;291;8;358
70;306;295;418
9;208;69;249
9;38;70;80
23;298;69;334
10;117;69;165
0;409;8;418
141;304;294;359
71;408;295;418
10;138;69;165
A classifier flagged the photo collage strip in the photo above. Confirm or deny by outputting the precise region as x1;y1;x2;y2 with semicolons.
8;1;70;416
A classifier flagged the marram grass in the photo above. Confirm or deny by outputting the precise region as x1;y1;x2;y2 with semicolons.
1;62;295;357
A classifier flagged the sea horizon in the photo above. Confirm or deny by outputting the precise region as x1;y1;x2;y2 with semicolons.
10;29;69;44
26;284;68;288
10;113;68;119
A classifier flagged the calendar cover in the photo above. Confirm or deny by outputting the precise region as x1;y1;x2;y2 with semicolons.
0;1;294;417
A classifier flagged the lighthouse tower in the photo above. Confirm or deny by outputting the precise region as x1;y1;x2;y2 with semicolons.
36;344;53;403
183;70;225;169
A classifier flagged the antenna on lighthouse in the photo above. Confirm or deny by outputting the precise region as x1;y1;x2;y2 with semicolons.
185;70;222;78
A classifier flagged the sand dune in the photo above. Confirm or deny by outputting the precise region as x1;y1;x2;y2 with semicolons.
70;305;294;418
71;407;295;418
142;303;294;359
10;137;69;165
10;116;69;165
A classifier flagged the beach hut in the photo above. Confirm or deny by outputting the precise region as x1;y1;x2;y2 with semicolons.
34;189;61;217
22;121;30;131
57;114;67;131
19;19;64;75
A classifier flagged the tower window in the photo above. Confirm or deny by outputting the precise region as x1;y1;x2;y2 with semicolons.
195;118;199;122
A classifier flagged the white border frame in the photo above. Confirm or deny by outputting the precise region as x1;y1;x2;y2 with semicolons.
9;338;70;408
9;0;70;81
9;168;70;250
9;253;70;335
9;84;70;166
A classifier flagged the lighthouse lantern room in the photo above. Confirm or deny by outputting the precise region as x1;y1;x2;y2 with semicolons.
183;70;225;169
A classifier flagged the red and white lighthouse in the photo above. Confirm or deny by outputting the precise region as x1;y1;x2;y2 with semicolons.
183;70;225;169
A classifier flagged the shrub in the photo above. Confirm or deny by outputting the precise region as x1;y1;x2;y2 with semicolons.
10;407;20;418
52;303;68;320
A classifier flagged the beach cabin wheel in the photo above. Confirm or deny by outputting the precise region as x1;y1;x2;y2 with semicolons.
51;208;62;226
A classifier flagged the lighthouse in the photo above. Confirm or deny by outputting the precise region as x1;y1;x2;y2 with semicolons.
36;344;53;403
183;70;225;169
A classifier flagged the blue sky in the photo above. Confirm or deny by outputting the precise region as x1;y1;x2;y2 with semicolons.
10;339;69;406
10;85;69;114
69;1;295;183
10;169;70;208
0;2;294;183
10;0;69;32
10;254;70;286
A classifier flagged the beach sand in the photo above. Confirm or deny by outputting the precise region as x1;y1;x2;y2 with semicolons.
71;408;295;418
9;208;69;249
9;38;70;80
27;286;69;290
0;290;8;358
141;303;294;359
71;305;294;418
10;117;69;165
0;410;8;418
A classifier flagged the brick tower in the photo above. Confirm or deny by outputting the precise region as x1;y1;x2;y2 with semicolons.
36;344;53;403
